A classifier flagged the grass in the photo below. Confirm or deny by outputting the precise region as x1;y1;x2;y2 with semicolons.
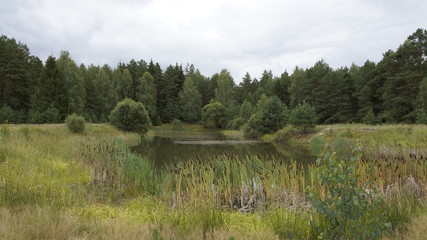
0;123;426;239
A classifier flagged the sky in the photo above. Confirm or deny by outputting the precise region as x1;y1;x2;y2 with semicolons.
1;0;426;82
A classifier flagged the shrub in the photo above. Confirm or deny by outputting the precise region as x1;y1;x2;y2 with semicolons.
308;144;391;239
29;107;61;124
171;119;183;130
243;113;264;138
416;109;427;124
201;100;226;129
243;96;288;138
0;105;26;123
65;113;86;133
231;117;245;130
362;108;379;125
289;102;317;133
273;125;298;143
109;98;151;133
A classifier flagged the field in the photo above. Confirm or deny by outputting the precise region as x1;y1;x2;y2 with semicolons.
0;123;426;239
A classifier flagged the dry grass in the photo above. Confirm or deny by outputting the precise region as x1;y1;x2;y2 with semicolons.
383;210;427;240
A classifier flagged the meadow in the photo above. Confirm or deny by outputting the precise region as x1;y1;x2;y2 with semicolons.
0;123;426;239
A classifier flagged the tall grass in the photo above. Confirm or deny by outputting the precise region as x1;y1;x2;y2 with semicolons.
0;123;426;239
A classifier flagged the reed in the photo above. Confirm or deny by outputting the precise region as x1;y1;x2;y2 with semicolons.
0;123;426;239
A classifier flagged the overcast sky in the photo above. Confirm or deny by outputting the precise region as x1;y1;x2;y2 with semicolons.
1;0;426;81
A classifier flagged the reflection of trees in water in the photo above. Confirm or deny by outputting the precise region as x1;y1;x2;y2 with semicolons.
132;136;313;168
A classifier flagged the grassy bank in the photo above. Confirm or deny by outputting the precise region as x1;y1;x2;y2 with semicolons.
0;123;426;239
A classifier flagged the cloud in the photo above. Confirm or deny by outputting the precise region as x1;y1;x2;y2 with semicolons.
1;0;426;81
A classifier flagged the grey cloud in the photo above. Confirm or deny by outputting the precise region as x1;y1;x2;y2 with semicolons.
1;0;426;81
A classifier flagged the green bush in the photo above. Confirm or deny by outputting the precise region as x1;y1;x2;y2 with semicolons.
243;96;288;138
109;98;152;133
362;108;379;125
0;105;26;123
29;107;61;124
289;102;317;133
171;119;183;130
65;113;86;133
308;144;391;239
243;113;264;138
231;117;245;130
416;109;427;124
273;125;298;143
201;100;226;129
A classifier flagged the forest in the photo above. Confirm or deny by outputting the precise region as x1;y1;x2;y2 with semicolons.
1;28;426;128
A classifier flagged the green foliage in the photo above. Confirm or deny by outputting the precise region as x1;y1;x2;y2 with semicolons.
0;105;26;123
158;64;184;123
308;145;391;239
29;106;61;123
0;35;42;111
230;117;244;130
56;51;85;115
31;56;68;119
243;113;265;138
95;67;118;122
201;100;226;129
239;99;254;122
362;107;378;125
171;119;183;130
273;125;298;142
136;72;158;123
416;109;427;124
214;69;234;107
244;96;288;138
65;113;86;133
289;101;317;133
179;77;202;122
109;98;152;133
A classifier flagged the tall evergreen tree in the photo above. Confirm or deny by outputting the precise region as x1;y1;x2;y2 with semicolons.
81;64;101;122
158;64;184;122
32;56;68;118
273;71;291;106
289;67;309;108
0;35;41;110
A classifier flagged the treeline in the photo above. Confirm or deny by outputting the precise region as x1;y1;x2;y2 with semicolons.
1;28;426;126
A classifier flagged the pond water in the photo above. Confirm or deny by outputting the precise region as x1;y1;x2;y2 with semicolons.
132;130;314;168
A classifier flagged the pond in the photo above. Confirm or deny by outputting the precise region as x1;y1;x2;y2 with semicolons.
132;129;314;168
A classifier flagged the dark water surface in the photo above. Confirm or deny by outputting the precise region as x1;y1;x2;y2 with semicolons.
132;130;313;168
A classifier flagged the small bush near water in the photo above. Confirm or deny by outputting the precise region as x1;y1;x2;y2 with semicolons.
171;119;183;130
109;98;152;133
65;113;86;133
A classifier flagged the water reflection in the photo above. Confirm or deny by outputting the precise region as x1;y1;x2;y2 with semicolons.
132;131;313;168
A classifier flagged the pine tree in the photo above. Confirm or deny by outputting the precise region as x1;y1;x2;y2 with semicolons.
0;35;40;111
289;67;309;108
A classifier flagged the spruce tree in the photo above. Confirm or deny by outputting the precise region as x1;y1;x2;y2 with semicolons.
32;56;68;118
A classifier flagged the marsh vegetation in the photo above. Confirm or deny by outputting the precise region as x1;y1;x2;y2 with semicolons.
0;123;426;239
